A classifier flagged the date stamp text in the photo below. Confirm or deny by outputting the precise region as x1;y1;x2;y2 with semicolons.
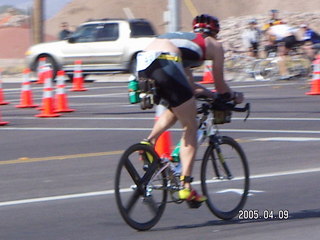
238;209;289;220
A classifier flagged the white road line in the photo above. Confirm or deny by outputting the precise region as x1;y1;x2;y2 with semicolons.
0;127;154;131
2;127;320;135
0;191;113;207
6;117;155;120
69;93;127;98
254;137;320;142
0;167;319;207
3;116;320;121
236;117;320;121
4;85;127;92
222;129;320;134
231;82;299;88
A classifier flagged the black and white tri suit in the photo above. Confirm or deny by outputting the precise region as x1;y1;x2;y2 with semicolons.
137;32;206;107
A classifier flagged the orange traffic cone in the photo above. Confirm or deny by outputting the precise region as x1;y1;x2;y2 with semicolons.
199;61;214;84
306;56;320;95
54;70;75;113
16;68;39;108
0;70;9;105
35;67;61;118
0;106;9;126
36;57;46;84
70;60;87;91
154;105;172;158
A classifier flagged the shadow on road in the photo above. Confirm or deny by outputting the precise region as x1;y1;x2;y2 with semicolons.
152;208;320;231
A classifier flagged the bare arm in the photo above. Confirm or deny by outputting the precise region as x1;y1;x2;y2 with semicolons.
205;37;231;94
205;37;244;103
184;68;216;99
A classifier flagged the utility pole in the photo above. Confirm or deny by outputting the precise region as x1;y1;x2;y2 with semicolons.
167;0;180;32
33;0;44;44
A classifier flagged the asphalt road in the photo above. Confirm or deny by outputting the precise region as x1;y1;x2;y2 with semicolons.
1;75;320;239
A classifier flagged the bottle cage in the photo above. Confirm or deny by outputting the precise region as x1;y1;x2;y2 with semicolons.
138;78;159;110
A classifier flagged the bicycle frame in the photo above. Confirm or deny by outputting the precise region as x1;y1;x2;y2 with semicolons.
147;100;250;200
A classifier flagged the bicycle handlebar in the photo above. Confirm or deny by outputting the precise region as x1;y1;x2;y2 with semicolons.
196;96;251;121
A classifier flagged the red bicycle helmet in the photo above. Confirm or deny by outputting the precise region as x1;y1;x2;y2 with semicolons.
193;14;220;34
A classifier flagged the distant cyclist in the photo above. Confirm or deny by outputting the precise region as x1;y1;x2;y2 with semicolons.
136;14;243;207
262;9;286;56
266;21;298;55
264;20;299;78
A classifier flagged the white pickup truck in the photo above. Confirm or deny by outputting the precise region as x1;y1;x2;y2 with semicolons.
25;18;156;79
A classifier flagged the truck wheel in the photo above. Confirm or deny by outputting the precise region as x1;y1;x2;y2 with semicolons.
35;55;60;79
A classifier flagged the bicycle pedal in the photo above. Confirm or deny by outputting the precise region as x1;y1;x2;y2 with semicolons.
186;200;203;209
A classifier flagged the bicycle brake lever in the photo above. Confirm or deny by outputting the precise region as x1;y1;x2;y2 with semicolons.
244;103;250;122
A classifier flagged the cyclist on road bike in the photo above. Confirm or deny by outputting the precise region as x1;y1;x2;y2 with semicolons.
264;19;300;78
136;14;243;206
262;9;286;56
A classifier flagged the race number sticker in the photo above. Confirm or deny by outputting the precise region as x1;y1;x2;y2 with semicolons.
136;51;161;71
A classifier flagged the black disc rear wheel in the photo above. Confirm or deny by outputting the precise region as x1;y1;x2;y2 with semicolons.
114;143;167;231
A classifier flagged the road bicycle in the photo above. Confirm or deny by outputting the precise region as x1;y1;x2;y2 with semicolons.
224;49;258;81
114;96;251;231
253;45;311;82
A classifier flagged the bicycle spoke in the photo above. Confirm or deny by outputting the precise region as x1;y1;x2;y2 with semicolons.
144;196;160;214
125;189;142;214
124;158;141;186
139;161;158;184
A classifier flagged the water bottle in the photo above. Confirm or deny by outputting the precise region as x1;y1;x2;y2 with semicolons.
171;142;181;162
128;75;140;104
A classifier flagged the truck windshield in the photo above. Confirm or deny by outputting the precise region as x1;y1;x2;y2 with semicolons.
130;21;156;37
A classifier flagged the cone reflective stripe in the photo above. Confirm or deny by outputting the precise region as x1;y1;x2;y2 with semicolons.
36;57;46;84
306;56;320;95
54;70;75;112
35;67;61;118
70;60;87;91
0;71;9;105
199;60;214;84
16;68;38;108
154;105;172;158
0;106;9;125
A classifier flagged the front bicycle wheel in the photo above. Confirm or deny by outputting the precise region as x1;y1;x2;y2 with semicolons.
114;143;167;231
253;58;279;81
201;136;249;220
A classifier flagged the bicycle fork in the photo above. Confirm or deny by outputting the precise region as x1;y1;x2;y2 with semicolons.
210;135;233;180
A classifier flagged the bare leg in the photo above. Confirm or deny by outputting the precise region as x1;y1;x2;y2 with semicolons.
147;108;177;144
277;45;289;76
171;97;198;189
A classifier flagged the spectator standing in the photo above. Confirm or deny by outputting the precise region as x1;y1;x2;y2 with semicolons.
241;19;261;58
262;9;282;32
300;24;320;60
300;24;320;44
59;22;72;40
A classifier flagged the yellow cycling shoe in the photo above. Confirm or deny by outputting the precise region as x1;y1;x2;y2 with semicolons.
179;188;207;202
